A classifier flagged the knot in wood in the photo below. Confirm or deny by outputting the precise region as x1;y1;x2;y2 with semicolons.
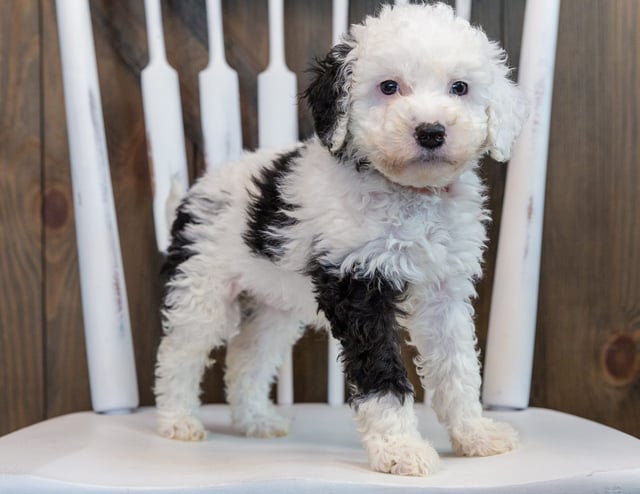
602;331;640;387
43;188;69;230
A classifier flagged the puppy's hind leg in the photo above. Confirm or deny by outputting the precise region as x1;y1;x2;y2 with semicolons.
225;304;304;438
155;268;240;441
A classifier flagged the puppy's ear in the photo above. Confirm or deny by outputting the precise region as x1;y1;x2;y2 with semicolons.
304;41;355;153
486;67;529;162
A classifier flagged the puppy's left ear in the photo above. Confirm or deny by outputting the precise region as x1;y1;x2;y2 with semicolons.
486;65;529;162
304;40;355;154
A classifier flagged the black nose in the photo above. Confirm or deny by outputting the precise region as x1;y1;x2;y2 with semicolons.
414;122;446;149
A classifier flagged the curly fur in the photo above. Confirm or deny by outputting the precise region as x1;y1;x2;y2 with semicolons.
154;2;526;476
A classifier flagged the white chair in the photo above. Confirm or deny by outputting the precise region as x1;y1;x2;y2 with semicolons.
1;0;638;492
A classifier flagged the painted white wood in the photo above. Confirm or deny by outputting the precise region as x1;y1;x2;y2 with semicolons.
258;0;298;406
199;0;243;171
326;0;350;407
141;0;190;253
258;0;298;150
55;0;138;414
482;0;561;410
455;0;472;22
332;0;349;46
277;352;294;406
2;405;639;492
327;340;344;406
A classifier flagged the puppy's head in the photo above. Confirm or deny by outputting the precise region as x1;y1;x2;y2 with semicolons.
305;2;527;188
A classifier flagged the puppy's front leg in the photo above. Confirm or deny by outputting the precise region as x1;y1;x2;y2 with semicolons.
309;263;439;476
408;283;518;457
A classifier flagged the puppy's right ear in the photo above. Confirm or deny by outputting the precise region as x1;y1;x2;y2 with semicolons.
304;41;355;154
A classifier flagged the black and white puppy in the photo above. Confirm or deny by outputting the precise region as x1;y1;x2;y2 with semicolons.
155;3;527;476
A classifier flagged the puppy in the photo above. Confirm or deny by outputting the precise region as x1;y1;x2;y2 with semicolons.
154;2;527;476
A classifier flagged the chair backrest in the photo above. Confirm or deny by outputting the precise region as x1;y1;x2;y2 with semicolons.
55;0;559;415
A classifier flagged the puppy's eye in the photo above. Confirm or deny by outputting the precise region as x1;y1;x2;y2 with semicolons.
450;81;469;96
380;80;400;95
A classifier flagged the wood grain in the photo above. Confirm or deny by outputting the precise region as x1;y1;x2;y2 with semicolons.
0;0;44;435
40;0;92;418
534;0;640;436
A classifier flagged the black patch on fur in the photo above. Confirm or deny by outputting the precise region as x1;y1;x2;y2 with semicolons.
243;149;301;260
161;200;201;281
304;41;353;151
307;258;414;405
161;191;231;281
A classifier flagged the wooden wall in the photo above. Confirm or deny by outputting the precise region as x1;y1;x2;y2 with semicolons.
1;0;639;438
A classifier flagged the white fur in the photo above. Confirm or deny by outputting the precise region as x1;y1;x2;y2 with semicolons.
155;3;525;476
355;393;440;476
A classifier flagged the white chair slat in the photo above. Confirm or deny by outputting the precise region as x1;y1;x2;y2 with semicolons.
141;0;190;253
483;0;561;410
455;0;472;22
55;0;138;414
200;0;243;171
326;0;351;406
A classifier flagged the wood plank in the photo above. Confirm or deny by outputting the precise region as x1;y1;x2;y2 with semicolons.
163;0;208;179
41;0;90;417
536;0;640;436
350;0;393;26
0;0;44;435
286;0;332;141
293;330;329;403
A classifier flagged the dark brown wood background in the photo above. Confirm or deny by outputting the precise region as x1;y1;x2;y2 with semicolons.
1;0;639;438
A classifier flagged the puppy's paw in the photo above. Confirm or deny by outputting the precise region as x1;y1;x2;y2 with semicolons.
364;434;440;477
157;413;207;441
234;410;290;438
450;417;518;457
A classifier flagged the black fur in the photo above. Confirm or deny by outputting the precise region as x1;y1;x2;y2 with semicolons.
162;192;231;282
243;148;301;260
161;200;201;281
307;258;414;405
304;41;354;151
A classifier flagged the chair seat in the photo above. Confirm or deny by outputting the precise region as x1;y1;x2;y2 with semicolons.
0;404;638;493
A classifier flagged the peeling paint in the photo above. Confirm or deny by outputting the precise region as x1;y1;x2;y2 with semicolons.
524;196;534;259
89;88;127;331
